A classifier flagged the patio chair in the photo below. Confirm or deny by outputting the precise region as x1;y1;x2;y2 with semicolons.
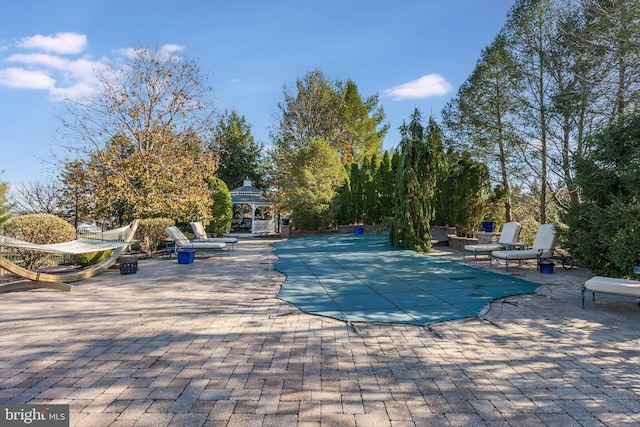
489;223;557;271
188;222;239;250
164;226;229;258
463;221;521;260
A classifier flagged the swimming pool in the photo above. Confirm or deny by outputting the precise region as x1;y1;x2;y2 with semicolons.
273;234;538;325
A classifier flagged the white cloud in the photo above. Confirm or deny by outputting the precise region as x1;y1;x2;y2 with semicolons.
384;74;453;100
3;50;104;100
160;44;184;55
119;44;185;61
118;47;137;59
0;34;185;101
50;80;98;100
18;32;87;54
0;33;112;100
0;67;55;90
8;53;69;69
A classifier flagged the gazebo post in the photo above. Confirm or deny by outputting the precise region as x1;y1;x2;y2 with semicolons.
251;204;257;234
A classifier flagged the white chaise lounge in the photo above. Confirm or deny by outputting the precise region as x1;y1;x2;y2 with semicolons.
189;222;239;250
164;226;229;257
463;222;521;260
489;224;557;271
582;276;640;308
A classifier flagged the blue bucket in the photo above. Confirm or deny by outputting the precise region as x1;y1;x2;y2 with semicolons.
177;249;196;264
481;221;496;232
354;227;364;235
539;260;555;274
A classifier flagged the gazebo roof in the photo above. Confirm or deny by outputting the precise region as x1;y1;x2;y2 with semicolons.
230;178;270;204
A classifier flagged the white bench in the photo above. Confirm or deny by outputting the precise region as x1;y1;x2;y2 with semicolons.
582;276;640;308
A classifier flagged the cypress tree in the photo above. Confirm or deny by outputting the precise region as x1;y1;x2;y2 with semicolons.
361;155;379;224
377;151;396;224
390;109;445;252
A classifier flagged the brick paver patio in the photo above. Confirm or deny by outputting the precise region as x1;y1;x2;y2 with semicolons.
1;237;639;426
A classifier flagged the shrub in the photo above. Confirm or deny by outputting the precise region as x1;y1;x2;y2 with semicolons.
435;151;492;237
0;176;12;230
563;113;640;276
73;250;113;266
3;214;76;270
283;138;346;231
207;177;233;236
136;218;174;256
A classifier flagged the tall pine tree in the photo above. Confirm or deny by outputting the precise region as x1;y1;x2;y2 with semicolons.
215;110;263;190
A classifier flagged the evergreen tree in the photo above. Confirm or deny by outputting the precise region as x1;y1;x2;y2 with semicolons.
333;175;354;226
361;154;380;224
389;110;445;252
207;177;233;236
376;151;396;224
350;163;363;223
564;113;640;276
215;110;263;190
434;149;492;236
273;70;387;165
442;34;521;221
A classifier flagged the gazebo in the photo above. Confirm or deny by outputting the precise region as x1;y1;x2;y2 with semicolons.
229;178;276;235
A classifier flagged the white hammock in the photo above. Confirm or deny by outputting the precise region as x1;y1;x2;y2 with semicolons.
0;220;139;290
0;224;133;254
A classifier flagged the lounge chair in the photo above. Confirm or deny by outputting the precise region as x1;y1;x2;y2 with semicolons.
164;226;229;258
489;223;557;271
0;220;139;292
582;267;640;308
189;222;239;250
463;222;521;260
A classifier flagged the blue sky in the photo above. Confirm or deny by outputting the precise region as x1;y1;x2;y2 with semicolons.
0;0;513;186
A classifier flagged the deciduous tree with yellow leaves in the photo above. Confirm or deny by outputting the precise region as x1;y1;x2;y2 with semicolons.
58;45;219;224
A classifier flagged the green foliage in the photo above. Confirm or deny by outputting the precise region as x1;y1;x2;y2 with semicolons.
73;251;113;266
333;150;396;226
433;150;493;237
273;69;387;165
442;33;521;222
269;70;388;222
283;138;346;230
563;201;640;276
335;79;389;163
216;110;263;190
135;218;175;257
333;175;354;225
349;163;363;222
207;177;233;236
377;151;396;223
0;174;13;230
3;214;76;269
508;190;541;243
563;114;640;276
361;155;379;224
574;114;640;207
58;160;94;228
389;110;446;252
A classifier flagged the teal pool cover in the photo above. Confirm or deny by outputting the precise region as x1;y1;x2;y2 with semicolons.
273;234;538;325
